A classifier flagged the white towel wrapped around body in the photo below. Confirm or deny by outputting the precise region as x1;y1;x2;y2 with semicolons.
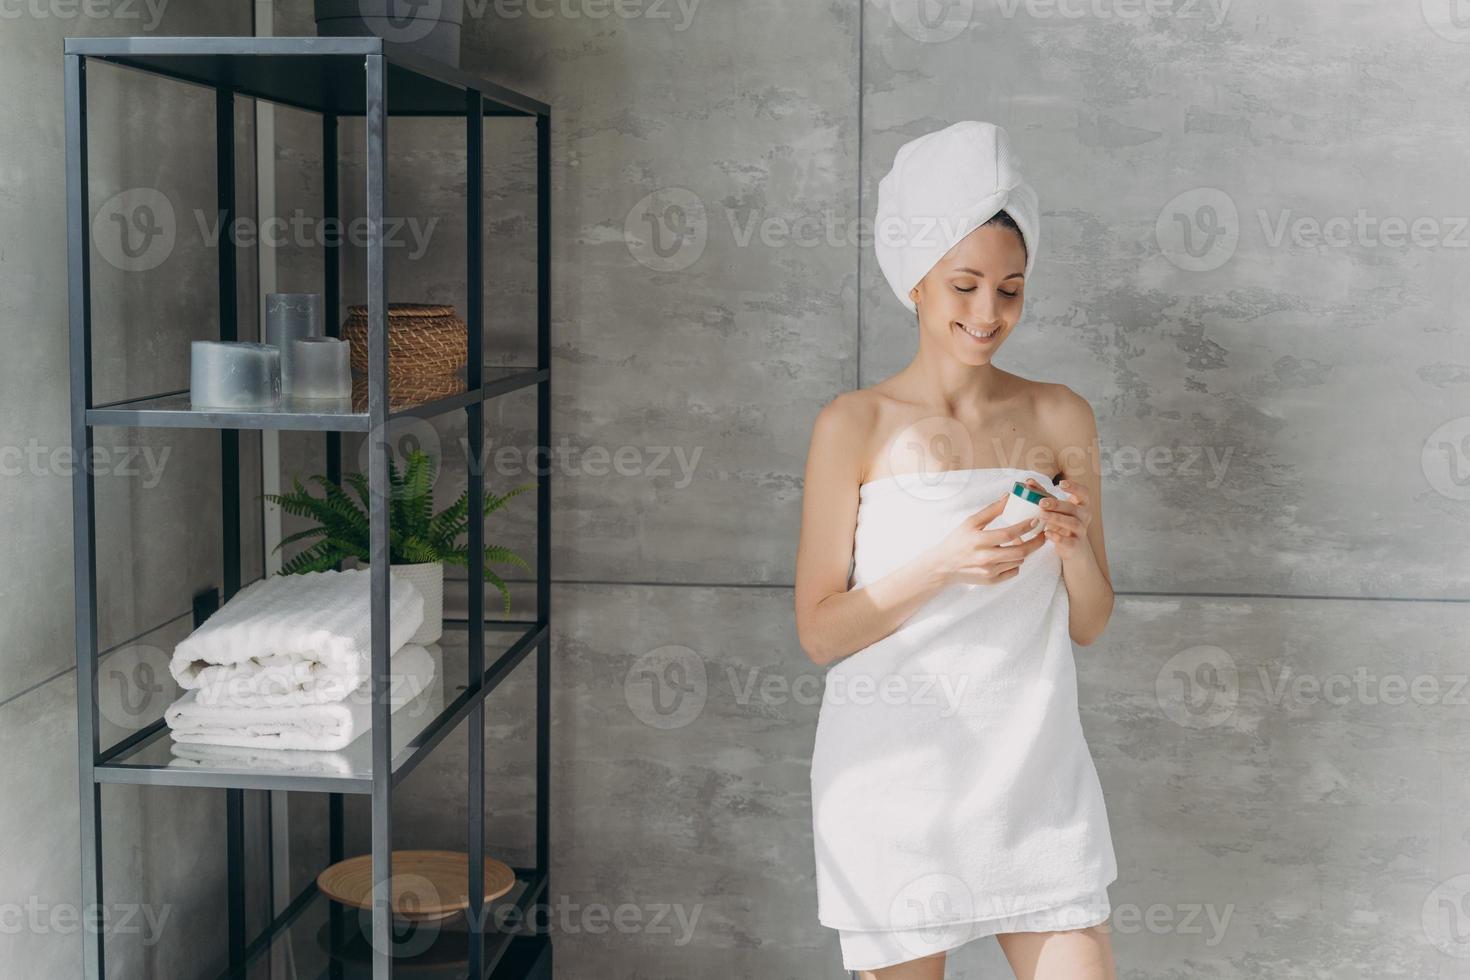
165;643;437;752
809;468;1117;932
170;568;425;708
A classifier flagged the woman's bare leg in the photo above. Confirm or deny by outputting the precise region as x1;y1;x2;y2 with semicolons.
995;924;1115;980
858;951;947;980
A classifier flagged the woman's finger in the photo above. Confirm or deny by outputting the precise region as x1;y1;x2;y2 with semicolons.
1046;524;1079;543
1042;512;1084;537
1039;496;1078;517
995;529;1049;555
1026;477;1080;512
1056;478;1088;507
983;516;1042;545
1052;505;1090;533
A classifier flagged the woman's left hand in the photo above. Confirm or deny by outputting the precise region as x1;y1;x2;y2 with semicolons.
1025;477;1093;564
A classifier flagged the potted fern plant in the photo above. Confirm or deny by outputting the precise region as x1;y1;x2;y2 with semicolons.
264;450;532;645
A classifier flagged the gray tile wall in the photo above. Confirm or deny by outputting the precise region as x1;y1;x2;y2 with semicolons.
420;1;1465;976
879;3;1470;975
858;0;1470;601
0;4;266;977
854;7;1470;971
5;1;1467;977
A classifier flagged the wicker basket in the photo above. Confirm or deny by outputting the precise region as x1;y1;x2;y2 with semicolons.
350;373;467;412
340;304;467;378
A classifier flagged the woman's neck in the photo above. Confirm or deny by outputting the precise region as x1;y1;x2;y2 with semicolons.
900;339;1010;412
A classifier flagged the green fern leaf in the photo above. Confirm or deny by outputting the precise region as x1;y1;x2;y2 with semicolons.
485;545;532;574
484;568;513;614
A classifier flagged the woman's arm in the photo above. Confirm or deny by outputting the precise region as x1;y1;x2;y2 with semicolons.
794;395;1045;665
793;396;955;668
1035;386;1114;646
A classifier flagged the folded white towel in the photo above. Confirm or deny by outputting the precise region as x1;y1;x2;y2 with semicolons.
169;740;357;775
170;568;425;708
165;643;437;752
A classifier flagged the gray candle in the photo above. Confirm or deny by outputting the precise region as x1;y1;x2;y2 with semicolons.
191;341;281;410
289;337;352;400
265;293;324;395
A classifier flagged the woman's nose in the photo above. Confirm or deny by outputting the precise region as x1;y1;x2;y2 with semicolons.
966;295;1001;325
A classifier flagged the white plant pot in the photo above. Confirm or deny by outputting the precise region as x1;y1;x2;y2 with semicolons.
390;561;443;645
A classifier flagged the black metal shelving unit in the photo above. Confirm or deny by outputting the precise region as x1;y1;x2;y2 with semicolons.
65;37;552;980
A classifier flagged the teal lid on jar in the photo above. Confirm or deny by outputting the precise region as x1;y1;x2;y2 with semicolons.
1010;480;1052;505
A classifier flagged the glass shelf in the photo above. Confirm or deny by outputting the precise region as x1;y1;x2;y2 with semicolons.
94;620;544;794
86;367;545;432
217;870;549;980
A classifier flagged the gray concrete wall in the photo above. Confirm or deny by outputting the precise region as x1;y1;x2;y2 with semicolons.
4;1;1467;978
858;2;1470;977
433;2;1467;977
0;4;265;977
263;1;1468;978
269;0;860;975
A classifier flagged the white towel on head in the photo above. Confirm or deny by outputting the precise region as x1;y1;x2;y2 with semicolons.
165;643;437;752
169;567;425;708
874;121;1040;312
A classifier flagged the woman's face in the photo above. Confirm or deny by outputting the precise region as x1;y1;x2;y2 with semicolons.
908;221;1027;366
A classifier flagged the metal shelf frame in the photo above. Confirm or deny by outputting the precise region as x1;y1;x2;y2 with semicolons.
64;37;553;980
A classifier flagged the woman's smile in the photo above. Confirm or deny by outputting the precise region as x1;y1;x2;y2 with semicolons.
955;321;1001;343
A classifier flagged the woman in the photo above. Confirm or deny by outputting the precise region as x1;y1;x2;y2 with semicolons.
795;122;1119;979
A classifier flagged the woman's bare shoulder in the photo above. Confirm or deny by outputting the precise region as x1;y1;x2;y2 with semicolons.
1028;379;1099;467
808;387;891;484
811;388;880;446
1031;379;1096;425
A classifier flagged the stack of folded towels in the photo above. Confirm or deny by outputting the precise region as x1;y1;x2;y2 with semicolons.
163;568;437;755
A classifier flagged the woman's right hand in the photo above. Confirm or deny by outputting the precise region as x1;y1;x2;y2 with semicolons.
930;491;1049;586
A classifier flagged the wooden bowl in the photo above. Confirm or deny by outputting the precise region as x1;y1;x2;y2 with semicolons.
317;850;516;923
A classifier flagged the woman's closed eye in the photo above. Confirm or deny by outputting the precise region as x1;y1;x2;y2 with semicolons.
953;284;1019;297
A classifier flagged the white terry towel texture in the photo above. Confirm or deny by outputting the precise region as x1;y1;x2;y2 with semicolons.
170;568;425;708
167;645;447;771
809;468;1117;933
874;120;1040;313
169;740;357;776
165;642;437;752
